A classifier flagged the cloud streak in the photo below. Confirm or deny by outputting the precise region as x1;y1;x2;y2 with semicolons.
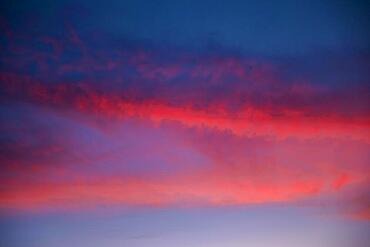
0;27;369;219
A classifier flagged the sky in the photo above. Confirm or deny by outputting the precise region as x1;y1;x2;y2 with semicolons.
0;0;369;246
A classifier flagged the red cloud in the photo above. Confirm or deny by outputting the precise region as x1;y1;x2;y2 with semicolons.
1;71;369;142
0;112;368;219
0;163;367;211
1;30;369;220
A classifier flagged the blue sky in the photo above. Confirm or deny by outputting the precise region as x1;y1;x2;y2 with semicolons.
2;206;370;247
1;0;369;54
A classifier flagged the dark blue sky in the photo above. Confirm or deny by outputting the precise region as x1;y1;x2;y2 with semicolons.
1;0;369;55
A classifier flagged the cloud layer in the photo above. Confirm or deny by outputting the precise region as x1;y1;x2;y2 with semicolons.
0;23;369;219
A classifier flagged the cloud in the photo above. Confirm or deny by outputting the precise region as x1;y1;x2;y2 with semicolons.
1;70;369;142
0;103;368;219
0;26;369;219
